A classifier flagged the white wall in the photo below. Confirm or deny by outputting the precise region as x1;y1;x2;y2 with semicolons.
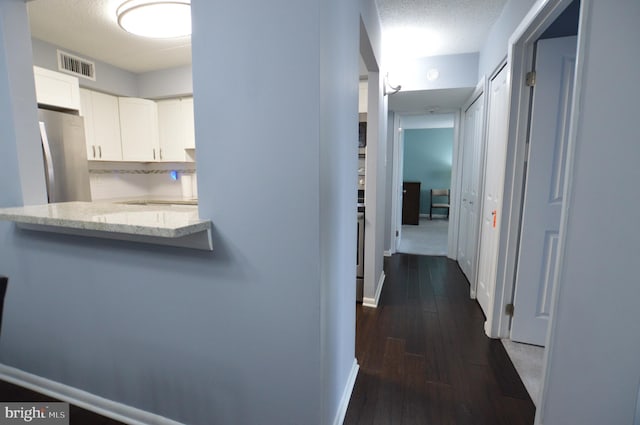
539;1;640;424
0;0;46;205
137;65;193;99
32;38;194;99
360;0;388;305
479;0;536;76
401;113;455;129
31;38;138;97
389;53;479;92
319;0;360;421
0;1;364;425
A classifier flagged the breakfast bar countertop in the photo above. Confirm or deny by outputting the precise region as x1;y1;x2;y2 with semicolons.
0;201;212;250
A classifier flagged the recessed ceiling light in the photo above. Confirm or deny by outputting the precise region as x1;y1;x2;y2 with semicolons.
426;68;440;81
117;0;192;39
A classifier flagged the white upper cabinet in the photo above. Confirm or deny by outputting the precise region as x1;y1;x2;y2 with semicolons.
80;88;123;161
358;80;368;113
118;97;160;161
183;98;195;150
157;97;196;158
33;66;81;111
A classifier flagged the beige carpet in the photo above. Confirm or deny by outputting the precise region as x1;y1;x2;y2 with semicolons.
398;217;449;256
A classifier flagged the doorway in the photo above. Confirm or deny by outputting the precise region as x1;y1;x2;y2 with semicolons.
396;113;454;256
485;0;580;409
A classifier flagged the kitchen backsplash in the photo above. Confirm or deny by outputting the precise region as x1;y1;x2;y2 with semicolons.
89;162;197;200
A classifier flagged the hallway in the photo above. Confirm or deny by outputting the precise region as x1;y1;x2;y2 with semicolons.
345;254;535;425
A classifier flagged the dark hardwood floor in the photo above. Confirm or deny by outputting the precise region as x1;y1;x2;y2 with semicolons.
0;255;533;424
0;380;125;424
345;254;535;425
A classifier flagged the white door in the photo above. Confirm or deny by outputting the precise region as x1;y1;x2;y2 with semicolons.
510;36;577;346
458;92;485;290
476;64;510;318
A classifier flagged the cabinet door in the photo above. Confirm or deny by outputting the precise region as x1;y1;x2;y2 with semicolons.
119;97;159;161
79;88;97;160
33;66;80;111
80;89;123;161
91;91;123;161
157;99;186;161
183;98;196;149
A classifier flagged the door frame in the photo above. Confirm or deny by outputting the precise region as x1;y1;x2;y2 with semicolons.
390;112;460;256
446;110;463;260
485;0;581;339
390;112;402;253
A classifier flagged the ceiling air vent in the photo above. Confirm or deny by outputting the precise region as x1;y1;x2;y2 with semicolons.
57;50;96;81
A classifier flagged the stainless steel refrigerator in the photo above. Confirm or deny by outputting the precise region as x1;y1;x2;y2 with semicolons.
38;108;91;203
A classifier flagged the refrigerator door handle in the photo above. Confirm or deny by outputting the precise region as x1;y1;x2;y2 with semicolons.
39;121;55;199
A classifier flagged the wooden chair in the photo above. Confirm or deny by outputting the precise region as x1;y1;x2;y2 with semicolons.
430;188;450;220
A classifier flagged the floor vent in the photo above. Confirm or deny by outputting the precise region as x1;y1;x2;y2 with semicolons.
57;50;96;81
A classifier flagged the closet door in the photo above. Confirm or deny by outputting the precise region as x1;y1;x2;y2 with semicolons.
458;92;485;289
477;64;510;318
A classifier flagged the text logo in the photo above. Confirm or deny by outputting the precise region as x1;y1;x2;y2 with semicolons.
0;403;68;425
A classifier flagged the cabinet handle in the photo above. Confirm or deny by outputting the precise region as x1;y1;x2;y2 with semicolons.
153;148;156;160
159;148;163;160
98;146;102;159
92;145;96;158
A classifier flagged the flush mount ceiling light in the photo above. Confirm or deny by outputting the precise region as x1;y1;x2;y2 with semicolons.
117;0;191;39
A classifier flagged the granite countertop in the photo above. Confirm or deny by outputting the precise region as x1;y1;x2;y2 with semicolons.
0;202;212;250
0;201;209;237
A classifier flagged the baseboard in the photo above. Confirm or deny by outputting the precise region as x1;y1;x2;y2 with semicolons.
0;364;183;425
331;359;359;425
362;272;385;308
384;250;392;257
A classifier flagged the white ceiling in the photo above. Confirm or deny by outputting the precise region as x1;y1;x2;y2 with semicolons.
27;0;191;73
29;0;504;113
375;0;508;60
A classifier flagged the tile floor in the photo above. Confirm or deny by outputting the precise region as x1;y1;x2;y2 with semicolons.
398;217;449;256
501;339;545;406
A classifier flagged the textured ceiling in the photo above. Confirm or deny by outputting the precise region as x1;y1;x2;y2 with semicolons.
375;0;508;59
28;0;191;73
28;0;505;114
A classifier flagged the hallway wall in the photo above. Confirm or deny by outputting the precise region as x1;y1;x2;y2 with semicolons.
0;1;368;424
479;0;537;76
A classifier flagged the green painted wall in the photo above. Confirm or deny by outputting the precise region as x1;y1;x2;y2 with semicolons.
403;128;453;215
